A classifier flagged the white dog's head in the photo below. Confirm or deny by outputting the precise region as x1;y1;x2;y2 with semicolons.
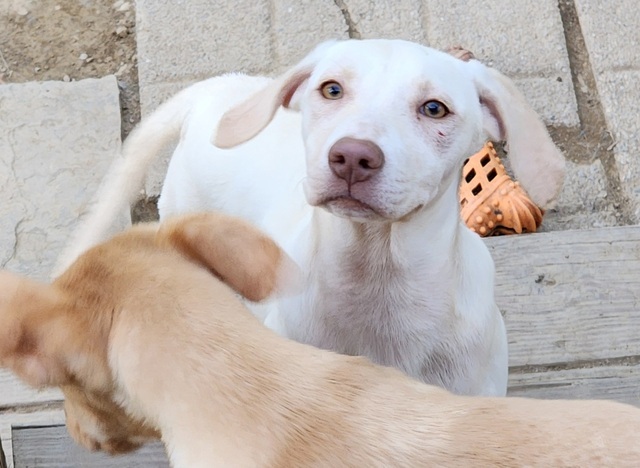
215;39;565;222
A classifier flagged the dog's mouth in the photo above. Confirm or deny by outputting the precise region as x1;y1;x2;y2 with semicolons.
320;196;383;220
316;195;426;222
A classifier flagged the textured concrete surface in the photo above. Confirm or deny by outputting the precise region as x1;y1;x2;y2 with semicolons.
574;0;639;72
598;70;640;217
424;0;578;127
271;0;347;69
136;0;273;86
0;76;128;281
576;0;640;221
346;0;426;42
543;160;619;231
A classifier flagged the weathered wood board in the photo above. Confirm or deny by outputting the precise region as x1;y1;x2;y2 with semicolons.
486;225;640;368
0;411;169;468
0;410;66;468
508;362;640;406
11;426;169;468
1;436;6;468
0;371;62;410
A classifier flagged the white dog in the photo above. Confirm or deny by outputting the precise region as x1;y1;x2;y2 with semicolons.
57;39;565;396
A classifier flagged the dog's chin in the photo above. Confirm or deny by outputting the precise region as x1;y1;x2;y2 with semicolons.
317;196;421;222
321;197;382;221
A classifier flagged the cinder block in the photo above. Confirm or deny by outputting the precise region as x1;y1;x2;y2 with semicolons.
0;77;127;281
271;0;347;72
136;0;273;87
596;70;640;221
338;0;426;42
575;1;640;223
423;0;578;126
575;0;640;72
543;159;619;231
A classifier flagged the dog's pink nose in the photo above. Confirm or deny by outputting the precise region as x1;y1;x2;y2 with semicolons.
328;137;385;185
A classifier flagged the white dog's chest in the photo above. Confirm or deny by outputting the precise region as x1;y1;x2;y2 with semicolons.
264;270;472;389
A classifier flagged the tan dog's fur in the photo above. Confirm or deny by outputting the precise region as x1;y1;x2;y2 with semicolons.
1;212;639;467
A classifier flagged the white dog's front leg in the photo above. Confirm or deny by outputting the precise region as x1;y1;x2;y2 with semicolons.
481;312;509;396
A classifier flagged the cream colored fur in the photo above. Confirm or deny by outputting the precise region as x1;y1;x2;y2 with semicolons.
55;39;567;396
2;212;639;467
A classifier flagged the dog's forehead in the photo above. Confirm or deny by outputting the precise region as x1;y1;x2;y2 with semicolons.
311;39;476;98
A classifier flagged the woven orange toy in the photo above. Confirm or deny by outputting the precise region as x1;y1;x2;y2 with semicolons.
459;142;543;236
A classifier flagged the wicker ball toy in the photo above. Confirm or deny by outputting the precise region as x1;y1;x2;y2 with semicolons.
459;142;543;236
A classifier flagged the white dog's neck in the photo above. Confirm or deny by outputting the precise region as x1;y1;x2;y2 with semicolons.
315;178;462;276
314;177;463;293
297;179;473;382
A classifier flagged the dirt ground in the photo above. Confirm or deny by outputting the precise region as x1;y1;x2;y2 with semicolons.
0;0;140;137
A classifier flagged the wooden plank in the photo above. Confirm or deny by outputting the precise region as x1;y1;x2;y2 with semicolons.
11;426;169;468
0;371;62;409
0;409;65;468
1;437;6;468
508;362;640;407
486;225;640;367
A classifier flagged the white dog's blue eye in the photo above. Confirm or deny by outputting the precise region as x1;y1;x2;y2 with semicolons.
320;81;343;100
419;100;449;118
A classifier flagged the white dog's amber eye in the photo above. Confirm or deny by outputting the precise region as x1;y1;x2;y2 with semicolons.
419;100;449;118
320;81;343;100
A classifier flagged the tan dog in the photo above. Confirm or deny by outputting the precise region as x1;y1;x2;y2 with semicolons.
1;212;639;467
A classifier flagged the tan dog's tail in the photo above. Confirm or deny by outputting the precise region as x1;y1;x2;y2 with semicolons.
157;213;302;302
0;270;70;388
52;86;199;278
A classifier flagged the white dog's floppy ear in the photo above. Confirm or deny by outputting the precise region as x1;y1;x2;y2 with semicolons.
157;212;302;302
213;40;338;149
467;60;566;208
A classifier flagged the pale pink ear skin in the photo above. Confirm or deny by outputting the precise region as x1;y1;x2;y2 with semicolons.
212;40;339;149
213;71;314;149
467;60;566;209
